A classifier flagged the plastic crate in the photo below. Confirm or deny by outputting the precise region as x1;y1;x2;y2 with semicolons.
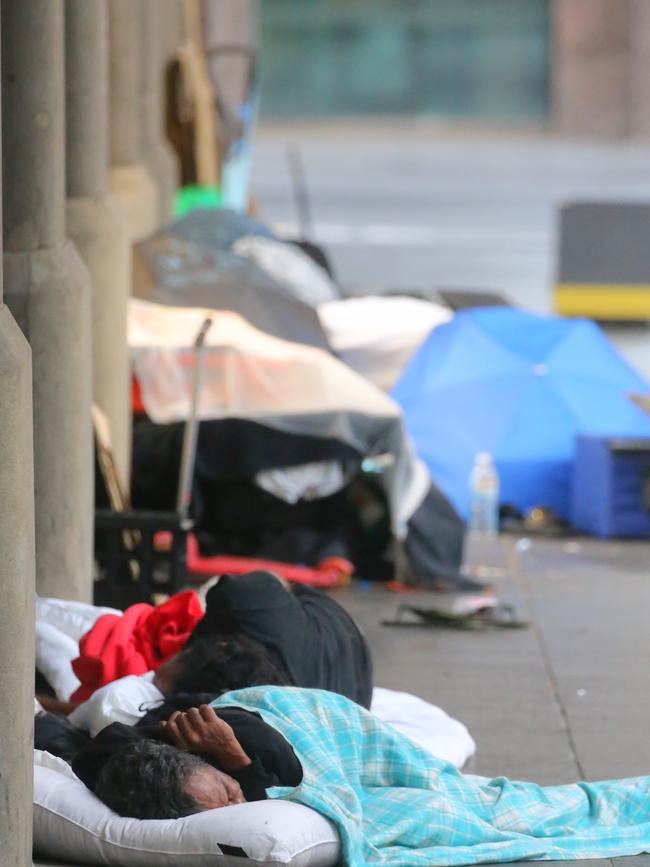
571;436;650;538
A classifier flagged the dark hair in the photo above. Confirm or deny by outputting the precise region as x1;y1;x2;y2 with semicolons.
171;633;290;695
94;740;207;819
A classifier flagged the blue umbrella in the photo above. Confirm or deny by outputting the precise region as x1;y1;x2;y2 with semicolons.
391;307;650;518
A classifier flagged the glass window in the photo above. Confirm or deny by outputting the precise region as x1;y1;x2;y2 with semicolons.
260;0;550;120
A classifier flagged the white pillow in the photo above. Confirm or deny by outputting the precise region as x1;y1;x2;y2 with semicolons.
36;595;121;641
35;621;82;701
371;688;476;768
34;751;340;867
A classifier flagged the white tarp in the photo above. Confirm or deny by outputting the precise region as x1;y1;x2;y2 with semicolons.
318;295;452;391
129;298;396;423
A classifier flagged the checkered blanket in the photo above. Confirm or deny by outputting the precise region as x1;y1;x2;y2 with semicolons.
213;687;650;866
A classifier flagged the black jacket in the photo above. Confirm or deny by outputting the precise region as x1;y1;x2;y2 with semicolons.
188;571;373;708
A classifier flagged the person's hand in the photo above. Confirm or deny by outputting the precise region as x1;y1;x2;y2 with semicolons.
35;694;80;716
162;705;252;772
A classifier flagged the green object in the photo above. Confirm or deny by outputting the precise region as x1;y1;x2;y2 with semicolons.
173;184;222;217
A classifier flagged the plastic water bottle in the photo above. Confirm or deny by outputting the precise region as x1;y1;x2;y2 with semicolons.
468;452;499;535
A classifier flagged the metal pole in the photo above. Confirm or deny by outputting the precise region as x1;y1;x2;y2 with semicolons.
176;317;212;523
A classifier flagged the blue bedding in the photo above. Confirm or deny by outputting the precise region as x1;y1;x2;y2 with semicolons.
213;686;650;866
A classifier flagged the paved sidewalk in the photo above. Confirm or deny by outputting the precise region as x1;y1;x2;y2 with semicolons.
36;534;650;867
338;534;650;867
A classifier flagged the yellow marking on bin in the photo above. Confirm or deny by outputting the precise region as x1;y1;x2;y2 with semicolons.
555;283;650;319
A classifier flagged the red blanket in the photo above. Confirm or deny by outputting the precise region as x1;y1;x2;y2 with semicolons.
70;591;204;702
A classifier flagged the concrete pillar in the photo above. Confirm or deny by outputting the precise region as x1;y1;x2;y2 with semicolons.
2;0;93;601
141;0;180;222
109;0;158;240
551;0;632;137
0;308;35;867
0;37;37;859
65;0;132;485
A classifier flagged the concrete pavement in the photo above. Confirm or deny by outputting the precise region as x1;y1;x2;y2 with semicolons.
338;533;650;867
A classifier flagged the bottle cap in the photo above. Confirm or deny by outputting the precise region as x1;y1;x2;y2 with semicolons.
476;451;492;465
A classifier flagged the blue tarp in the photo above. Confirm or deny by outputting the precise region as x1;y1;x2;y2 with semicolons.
392;307;650;518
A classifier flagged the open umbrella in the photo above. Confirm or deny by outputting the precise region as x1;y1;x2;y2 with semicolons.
392;307;650;518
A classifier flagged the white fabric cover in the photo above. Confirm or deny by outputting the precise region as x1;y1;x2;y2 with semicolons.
318;295;452;391
128;299;397;424
67;672;161;737
371;687;475;769
34;751;340;867
254;460;347;504
35;621;82;702
35;596;121;701
232;235;339;306
36;595;120;641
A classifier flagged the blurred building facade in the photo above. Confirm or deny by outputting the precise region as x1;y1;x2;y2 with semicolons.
261;0;649;138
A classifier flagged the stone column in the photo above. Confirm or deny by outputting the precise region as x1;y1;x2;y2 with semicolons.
551;0;632;137
141;0;179;223
0;315;34;867
65;0;131;484
0;314;35;863
109;0;159;240
0;24;36;859
2;0;93;601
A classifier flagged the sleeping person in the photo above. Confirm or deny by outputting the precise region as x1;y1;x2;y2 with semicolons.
72;687;650;867
186;570;373;707
35;573;475;769
34;634;291;759
38;569;373;717
35;570;372;760
72;702;302;815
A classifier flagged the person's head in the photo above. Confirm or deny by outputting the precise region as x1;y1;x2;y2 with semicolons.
154;633;289;696
94;739;245;819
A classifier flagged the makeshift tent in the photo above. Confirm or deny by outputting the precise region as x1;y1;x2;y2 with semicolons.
392;307;650;519
129;299;465;586
133;209;333;350
318;295;452;391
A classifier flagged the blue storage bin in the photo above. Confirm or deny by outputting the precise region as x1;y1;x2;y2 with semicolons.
571;435;650;538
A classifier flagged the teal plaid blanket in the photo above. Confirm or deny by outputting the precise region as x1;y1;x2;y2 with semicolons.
213;687;650;866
